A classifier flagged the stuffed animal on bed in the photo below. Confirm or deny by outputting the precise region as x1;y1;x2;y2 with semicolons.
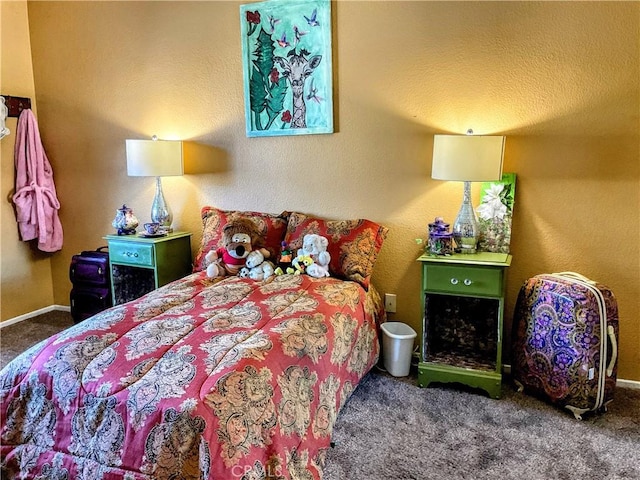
290;254;314;274
296;234;331;278
205;218;270;278
278;241;293;270
245;250;276;281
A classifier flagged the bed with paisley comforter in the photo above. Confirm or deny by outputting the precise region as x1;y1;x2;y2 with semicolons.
1;207;389;480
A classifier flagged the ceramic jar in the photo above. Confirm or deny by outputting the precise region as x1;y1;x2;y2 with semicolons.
427;217;453;256
112;204;139;235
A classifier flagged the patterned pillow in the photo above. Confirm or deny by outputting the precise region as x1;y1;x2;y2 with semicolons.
284;211;389;289
193;206;290;272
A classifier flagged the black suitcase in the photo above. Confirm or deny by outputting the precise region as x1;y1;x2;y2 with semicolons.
69;247;112;323
70;287;112;323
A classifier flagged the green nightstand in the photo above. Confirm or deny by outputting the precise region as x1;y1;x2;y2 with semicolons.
417;252;512;399
104;232;192;305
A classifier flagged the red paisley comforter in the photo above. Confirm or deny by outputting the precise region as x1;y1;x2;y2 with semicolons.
1;272;382;479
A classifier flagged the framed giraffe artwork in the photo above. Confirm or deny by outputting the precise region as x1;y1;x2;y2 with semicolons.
240;0;333;137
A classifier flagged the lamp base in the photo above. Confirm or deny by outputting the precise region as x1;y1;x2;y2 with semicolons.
452;181;479;254
151;176;173;231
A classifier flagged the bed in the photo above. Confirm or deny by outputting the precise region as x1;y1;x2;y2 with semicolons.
0;207;388;480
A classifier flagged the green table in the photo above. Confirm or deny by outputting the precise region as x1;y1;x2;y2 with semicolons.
104;232;192;305
417;252;512;398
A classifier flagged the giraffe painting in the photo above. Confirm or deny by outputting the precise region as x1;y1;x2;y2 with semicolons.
274;50;322;129
240;0;333;137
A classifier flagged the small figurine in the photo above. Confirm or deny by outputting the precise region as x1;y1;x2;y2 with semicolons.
278;241;293;270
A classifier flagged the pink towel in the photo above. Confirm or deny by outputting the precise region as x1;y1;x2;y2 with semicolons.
12;109;63;252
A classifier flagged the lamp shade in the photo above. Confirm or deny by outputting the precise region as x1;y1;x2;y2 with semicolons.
431;134;505;182
126;139;184;177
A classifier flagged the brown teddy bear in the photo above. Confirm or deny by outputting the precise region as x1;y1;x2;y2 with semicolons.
205;218;270;278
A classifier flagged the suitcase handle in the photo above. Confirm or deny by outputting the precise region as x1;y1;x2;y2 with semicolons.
606;325;617;377
552;271;597;285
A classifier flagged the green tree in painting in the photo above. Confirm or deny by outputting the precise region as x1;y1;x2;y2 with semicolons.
246;12;289;131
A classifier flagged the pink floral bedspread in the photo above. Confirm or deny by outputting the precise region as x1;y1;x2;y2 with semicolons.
1;273;382;479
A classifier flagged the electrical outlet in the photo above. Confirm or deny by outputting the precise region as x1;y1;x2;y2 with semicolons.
384;293;397;313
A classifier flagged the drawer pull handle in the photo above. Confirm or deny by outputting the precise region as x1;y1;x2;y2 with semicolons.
124;252;139;258
464;279;473;286
450;278;459;285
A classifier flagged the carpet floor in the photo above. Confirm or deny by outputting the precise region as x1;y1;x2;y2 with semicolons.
324;370;640;480
2;312;639;479
0;310;74;370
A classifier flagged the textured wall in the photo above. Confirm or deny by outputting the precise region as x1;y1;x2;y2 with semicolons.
12;1;640;380
0;0;55;319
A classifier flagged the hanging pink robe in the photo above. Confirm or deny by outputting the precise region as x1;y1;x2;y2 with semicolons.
12;109;63;252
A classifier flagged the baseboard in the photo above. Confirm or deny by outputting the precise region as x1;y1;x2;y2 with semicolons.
0;305;70;329
502;364;639;390
616;378;640;390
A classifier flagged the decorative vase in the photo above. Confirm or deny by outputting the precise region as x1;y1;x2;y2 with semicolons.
112;204;139;235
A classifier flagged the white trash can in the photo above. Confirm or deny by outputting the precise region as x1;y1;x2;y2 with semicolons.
381;322;417;377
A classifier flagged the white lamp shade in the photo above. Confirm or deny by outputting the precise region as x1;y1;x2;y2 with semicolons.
431;134;505;182
126;139;184;177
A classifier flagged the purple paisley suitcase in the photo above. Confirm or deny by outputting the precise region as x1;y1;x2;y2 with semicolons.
512;272;618;419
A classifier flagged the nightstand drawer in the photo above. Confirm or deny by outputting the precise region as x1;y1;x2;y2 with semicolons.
424;264;502;297
109;241;154;267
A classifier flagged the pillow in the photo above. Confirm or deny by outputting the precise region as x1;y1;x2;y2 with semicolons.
193;206;289;272
284;211;389;289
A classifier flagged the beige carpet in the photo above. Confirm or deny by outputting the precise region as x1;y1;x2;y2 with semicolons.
0;310;74;370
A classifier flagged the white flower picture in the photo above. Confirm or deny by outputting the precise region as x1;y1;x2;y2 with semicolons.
477;183;508;221
476;173;516;254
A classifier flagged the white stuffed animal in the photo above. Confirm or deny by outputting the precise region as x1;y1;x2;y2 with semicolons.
245;250;276;281
297;234;331;278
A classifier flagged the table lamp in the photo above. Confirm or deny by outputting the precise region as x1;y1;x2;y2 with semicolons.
126;137;184;233
431;130;505;253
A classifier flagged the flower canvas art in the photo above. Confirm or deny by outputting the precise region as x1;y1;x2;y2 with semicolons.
476;173;516;253
240;0;333;137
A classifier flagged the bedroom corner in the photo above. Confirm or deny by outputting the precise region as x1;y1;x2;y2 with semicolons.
0;0;56;321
